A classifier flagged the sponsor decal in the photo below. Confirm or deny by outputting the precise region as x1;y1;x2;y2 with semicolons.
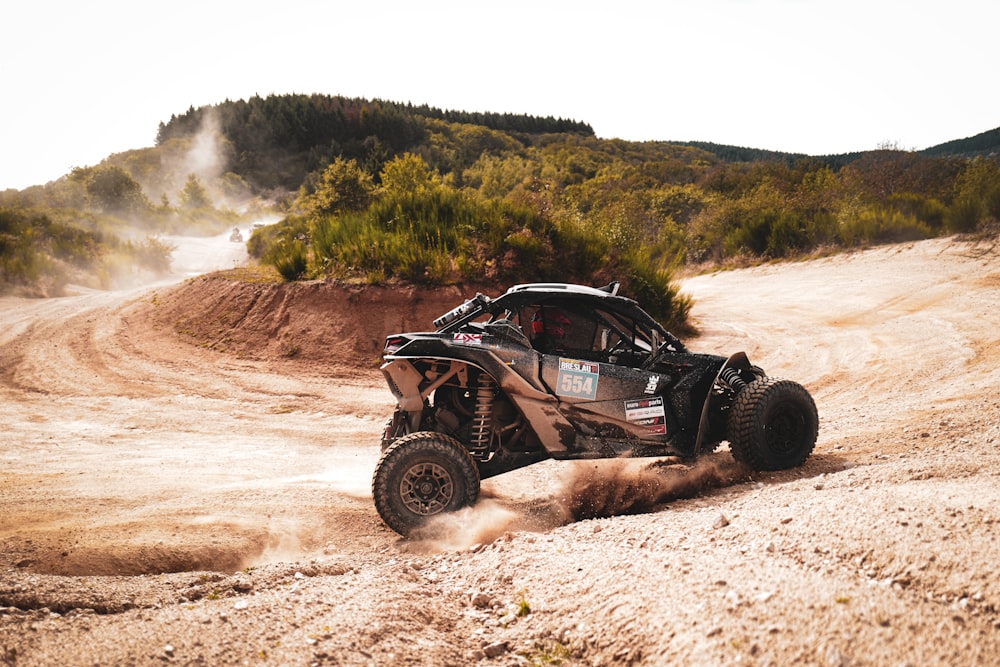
452;333;483;345
625;396;667;434
556;358;600;399
644;375;659;394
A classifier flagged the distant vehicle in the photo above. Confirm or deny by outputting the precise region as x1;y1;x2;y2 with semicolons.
251;222;266;232
372;281;819;534
229;227;243;243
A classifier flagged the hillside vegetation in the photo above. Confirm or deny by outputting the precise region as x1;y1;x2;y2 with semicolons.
2;93;999;325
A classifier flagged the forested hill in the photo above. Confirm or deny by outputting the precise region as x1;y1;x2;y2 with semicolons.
154;93;999;200
2;91;998;318
919;126;1000;159
156;94;595;191
680;127;1000;167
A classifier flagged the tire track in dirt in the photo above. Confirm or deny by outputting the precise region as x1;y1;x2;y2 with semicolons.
3;236;1000;666
0;282;393;578
682;239;998;442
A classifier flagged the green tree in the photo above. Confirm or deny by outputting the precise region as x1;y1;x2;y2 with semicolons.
300;157;375;217
83;165;151;216
379;153;438;196
946;157;1000;232
178;174;212;211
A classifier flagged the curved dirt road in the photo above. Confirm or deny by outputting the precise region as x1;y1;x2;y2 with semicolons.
1;236;999;666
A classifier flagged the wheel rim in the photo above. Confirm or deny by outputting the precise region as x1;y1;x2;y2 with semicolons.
400;462;454;516
764;403;805;454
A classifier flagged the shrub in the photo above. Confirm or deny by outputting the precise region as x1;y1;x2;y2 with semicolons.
838;206;932;246
945;197;982;233
888;192;946;231
722;209;810;259
267;239;308;281
132;236;175;273
619;246;692;330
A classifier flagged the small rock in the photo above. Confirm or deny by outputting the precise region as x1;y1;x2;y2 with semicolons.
231;575;253;592
482;641;509;658
163;645;175;656
713;514;730;529
471;592;493;608
825;645;848;667
233;599;249;610
755;591;775;603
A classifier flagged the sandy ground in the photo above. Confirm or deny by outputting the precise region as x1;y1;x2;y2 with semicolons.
1;235;999;666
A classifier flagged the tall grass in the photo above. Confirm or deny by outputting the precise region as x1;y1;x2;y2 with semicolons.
299;187;687;322
837;206;933;246
267;239;308;281
310;188;550;284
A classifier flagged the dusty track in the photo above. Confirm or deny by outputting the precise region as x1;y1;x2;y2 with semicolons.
1;236;999;666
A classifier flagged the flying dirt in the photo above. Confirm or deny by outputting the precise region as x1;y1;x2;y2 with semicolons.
1;235;998;666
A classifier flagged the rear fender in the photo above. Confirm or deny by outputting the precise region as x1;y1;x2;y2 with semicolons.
382;358;469;430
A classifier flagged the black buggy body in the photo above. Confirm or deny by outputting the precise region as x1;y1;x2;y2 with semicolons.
373;281;818;535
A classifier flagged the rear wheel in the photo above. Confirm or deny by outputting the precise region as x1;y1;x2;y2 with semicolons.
728;378;818;471
372;431;480;535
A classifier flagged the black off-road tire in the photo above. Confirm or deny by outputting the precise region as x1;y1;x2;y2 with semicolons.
372;431;480;535
727;377;818;471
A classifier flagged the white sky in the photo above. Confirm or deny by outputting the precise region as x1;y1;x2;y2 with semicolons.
2;0;998;191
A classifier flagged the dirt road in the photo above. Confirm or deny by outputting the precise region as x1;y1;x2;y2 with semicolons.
1;236;998;666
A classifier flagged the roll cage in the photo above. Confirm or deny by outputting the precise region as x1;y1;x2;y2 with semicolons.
431;282;686;364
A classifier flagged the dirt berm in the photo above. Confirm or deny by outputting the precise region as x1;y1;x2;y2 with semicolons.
1;236;999;666
155;274;493;372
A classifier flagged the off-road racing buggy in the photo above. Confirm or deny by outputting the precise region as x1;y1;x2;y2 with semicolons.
373;282;818;535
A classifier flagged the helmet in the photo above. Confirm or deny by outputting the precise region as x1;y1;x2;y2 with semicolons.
531;307;570;338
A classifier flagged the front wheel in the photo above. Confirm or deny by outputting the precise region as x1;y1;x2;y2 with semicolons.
372;431;480;535
727;378;818;471
380;409;408;451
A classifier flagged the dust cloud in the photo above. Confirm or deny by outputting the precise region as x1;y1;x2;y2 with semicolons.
183;110;226;188
407;456;751;552
147;107;236;209
66;109;275;292
557;456;751;521
164;228;251;277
